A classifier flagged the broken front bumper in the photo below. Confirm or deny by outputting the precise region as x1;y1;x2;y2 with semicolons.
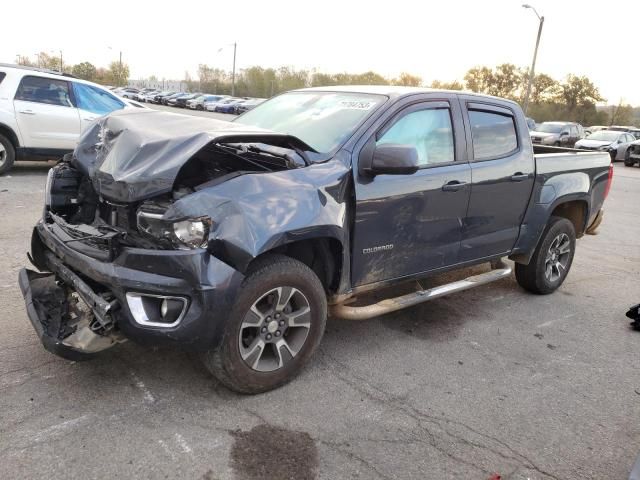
19;221;244;358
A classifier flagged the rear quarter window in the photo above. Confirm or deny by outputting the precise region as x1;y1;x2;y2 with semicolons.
469;110;518;160
0;72;5;85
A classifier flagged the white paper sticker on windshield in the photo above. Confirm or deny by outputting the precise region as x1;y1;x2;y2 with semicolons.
339;100;375;110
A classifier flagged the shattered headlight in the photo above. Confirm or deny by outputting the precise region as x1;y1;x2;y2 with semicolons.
137;210;211;249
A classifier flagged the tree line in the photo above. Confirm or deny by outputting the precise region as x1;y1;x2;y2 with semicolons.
16;52;130;88
14;52;639;126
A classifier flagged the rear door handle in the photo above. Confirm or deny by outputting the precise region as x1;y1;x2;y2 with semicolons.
83;117;97;122
511;173;530;182
19;110;35;115
442;180;468;192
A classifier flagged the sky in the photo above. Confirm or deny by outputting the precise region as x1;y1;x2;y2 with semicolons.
3;0;638;105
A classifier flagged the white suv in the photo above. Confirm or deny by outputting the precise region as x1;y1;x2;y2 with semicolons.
0;64;143;174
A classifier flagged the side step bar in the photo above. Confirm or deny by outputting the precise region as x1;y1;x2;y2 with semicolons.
331;265;512;321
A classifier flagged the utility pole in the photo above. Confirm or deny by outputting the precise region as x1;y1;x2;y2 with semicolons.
119;51;123;87
59;50;63;73
522;4;544;115
231;42;237;97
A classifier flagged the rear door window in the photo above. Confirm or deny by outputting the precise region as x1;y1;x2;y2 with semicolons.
0;72;5;85
73;83;125;115
468;109;518;160
15;75;73;107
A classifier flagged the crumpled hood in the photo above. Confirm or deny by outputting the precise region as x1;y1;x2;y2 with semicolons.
72;109;312;203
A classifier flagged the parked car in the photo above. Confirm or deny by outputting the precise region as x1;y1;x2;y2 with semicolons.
607;125;634;132
114;87;139;99
625;140;640;167
168;93;195;107
134;88;157;102
204;97;233;112
585;125;608;136
214;98;246;113
575;130;637;161
235;98;266;115
188;94;223;110
163;92;185;105
18;86;611;394
530;121;584;147
0;63;144;174
142;91;161;103
149;91;173;104
174;93;202;108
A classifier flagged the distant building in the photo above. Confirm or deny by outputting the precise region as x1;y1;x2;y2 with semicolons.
129;79;186;91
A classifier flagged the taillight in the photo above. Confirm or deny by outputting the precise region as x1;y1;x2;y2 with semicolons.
604;162;614;199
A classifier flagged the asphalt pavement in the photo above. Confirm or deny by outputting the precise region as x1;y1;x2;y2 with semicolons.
1;110;639;479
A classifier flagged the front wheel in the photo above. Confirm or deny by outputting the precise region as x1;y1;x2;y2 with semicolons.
201;255;327;394
516;216;576;294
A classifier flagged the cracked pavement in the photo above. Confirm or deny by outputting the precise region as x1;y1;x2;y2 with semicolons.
1;157;639;479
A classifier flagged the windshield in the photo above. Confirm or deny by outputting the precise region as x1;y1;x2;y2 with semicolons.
587;131;620;141
235;91;386;153
537;123;565;134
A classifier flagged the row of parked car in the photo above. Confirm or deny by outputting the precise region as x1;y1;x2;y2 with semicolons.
529;120;640;166
112;87;266;115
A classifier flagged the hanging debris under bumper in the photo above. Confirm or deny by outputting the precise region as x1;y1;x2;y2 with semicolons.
18;266;124;361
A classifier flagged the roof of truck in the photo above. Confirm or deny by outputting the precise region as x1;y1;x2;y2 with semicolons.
295;85;520;107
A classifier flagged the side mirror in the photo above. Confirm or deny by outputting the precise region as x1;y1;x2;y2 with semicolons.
369;143;420;176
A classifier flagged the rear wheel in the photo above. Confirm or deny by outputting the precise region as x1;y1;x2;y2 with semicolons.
516;216;576;294
201;255;327;394
624;149;634;167
0;133;16;175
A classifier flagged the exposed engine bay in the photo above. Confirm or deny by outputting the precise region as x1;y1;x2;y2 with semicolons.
45;140;308;259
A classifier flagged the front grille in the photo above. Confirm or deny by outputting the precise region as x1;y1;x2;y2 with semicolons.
57;222;112;252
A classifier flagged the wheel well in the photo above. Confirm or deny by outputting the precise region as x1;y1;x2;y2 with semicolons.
551;200;588;238
0;123;19;149
253;238;343;294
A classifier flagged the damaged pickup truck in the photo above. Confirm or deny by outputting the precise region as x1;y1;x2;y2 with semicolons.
19;87;613;393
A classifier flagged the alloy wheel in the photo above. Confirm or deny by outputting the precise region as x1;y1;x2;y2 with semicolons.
544;233;571;282
238;287;311;372
0;143;6;168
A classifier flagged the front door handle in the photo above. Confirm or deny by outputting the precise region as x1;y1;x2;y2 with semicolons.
18;110;35;115
511;173;530;182
83;117;97;122
442;180;468;192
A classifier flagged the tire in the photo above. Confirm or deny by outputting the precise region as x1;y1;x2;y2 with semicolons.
624;150;634;167
515;216;576;295
0;133;16;175
554;141;561;147
201;255;327;394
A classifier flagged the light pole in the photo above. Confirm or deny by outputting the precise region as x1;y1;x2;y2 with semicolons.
522;4;544;115
217;43;237;96
59;50;63;73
